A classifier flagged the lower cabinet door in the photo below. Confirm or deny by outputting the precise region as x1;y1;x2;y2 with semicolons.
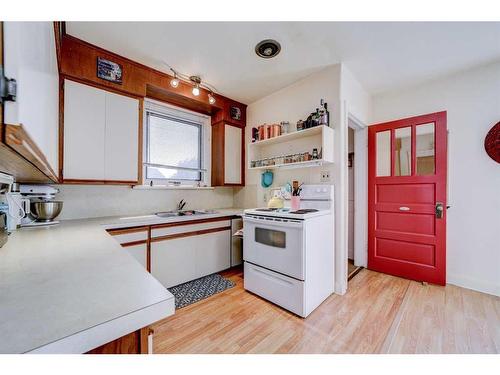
195;229;231;278
151;236;197;288
150;229;231;289
124;243;147;269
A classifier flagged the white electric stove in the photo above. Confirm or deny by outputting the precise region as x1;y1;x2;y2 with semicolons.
243;184;335;318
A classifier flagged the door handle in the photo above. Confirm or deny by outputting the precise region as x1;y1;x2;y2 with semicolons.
435;202;444;219
399;206;410;211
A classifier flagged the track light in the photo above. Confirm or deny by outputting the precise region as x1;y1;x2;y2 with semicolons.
192;84;200;96
208;92;216;105
169;69;180;88
170;76;179;88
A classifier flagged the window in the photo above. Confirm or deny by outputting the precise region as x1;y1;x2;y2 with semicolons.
144;101;210;186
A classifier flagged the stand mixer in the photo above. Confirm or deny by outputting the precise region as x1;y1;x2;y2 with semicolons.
19;185;63;227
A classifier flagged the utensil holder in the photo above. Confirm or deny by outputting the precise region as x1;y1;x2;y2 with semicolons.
291;196;300;211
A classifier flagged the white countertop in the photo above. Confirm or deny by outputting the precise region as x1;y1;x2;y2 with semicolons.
0;208;242;354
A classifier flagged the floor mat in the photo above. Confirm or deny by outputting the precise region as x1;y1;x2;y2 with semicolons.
168;273;235;309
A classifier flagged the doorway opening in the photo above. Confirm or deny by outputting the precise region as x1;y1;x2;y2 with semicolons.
347;121;363;281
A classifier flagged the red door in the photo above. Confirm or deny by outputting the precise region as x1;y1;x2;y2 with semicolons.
368;111;447;285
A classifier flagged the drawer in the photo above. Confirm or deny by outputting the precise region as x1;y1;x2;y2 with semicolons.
151;219;231;238
108;228;148;245
244;262;305;317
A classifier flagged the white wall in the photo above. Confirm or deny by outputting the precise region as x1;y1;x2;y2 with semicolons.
336;64;372;280
4;22;59;173
244;64;343;291
372;61;500;296
56;185;234;220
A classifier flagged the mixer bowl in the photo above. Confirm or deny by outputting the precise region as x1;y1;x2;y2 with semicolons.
31;201;63;222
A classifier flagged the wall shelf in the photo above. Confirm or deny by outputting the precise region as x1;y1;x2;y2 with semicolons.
249;125;329;147
248;125;334;171
248;159;328;170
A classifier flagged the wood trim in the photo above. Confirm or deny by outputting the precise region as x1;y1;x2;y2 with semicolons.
53;22;63;73
138;99;144;184
120;239;148;248
147;226;152;272
151;215;233;229
107;226;149;236
151;226;231;243
63;75;142;100
86;326;151;354
58;76;65;181
4;123;59;182
140;327;150;354
62;179;137;185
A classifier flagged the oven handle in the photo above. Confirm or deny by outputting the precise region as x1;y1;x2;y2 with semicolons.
243;215;304;228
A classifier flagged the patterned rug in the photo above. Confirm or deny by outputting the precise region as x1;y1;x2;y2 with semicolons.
168;273;235;309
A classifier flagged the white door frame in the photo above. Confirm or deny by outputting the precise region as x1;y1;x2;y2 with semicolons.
348;113;368;269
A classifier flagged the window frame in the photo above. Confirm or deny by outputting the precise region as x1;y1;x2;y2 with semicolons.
143;99;211;187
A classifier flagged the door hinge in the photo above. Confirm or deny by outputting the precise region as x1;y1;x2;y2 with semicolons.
0;66;17;103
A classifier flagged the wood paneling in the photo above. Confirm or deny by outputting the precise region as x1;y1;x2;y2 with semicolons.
86;326;151;354
60;34;232;114
152;268;500;354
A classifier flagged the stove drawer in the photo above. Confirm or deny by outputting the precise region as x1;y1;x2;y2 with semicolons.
244;262;305;317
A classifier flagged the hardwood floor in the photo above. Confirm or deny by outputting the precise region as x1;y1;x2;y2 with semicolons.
152;268;500;354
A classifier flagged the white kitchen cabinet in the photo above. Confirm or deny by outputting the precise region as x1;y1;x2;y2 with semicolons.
124;243;147;269
196;229;231;277
151;229;231;288
64;80;106;180
3;22;60;176
104;91;139;181
151;236;197;288
224;124;242;184
63;79;139;182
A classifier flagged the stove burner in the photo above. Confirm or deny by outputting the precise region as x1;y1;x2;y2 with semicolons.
288;209;319;214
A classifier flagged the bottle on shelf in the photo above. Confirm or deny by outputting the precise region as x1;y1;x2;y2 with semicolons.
319;99;330;127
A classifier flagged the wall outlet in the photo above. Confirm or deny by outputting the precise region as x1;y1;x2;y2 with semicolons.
320;170;331;182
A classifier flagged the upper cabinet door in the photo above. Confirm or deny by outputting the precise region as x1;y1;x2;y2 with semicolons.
3;22;59;176
224;124;243;184
104;92;139;182
63;80;106;180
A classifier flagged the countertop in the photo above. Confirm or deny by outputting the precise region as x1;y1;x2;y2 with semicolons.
0;208;243;354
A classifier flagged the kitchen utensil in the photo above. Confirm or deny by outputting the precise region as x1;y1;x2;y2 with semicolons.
290;196;301;211
30;201;63;222
261;171;274;188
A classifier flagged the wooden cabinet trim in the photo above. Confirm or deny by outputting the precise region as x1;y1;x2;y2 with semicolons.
4;123;59;182
151;226;231;243
120;239;148;248
151;216;234;230
107;226;149;236
61;179;138;185
86;325;152;354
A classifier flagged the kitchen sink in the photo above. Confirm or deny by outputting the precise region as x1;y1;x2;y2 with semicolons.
155;210;217;218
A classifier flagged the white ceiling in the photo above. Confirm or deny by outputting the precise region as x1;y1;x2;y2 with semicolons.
67;22;500;104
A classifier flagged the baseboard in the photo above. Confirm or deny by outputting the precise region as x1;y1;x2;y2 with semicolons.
447;273;500;297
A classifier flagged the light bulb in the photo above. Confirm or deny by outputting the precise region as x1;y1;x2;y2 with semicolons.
208;93;216;105
170;77;179;88
192;85;200;96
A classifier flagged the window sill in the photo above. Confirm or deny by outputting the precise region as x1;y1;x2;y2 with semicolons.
132;185;214;191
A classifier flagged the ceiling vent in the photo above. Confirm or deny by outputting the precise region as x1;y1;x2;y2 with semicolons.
255;39;281;59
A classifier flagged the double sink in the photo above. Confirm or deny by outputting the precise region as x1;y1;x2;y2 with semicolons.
154;209;218;218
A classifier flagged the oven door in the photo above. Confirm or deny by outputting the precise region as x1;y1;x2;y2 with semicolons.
243;215;304;280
